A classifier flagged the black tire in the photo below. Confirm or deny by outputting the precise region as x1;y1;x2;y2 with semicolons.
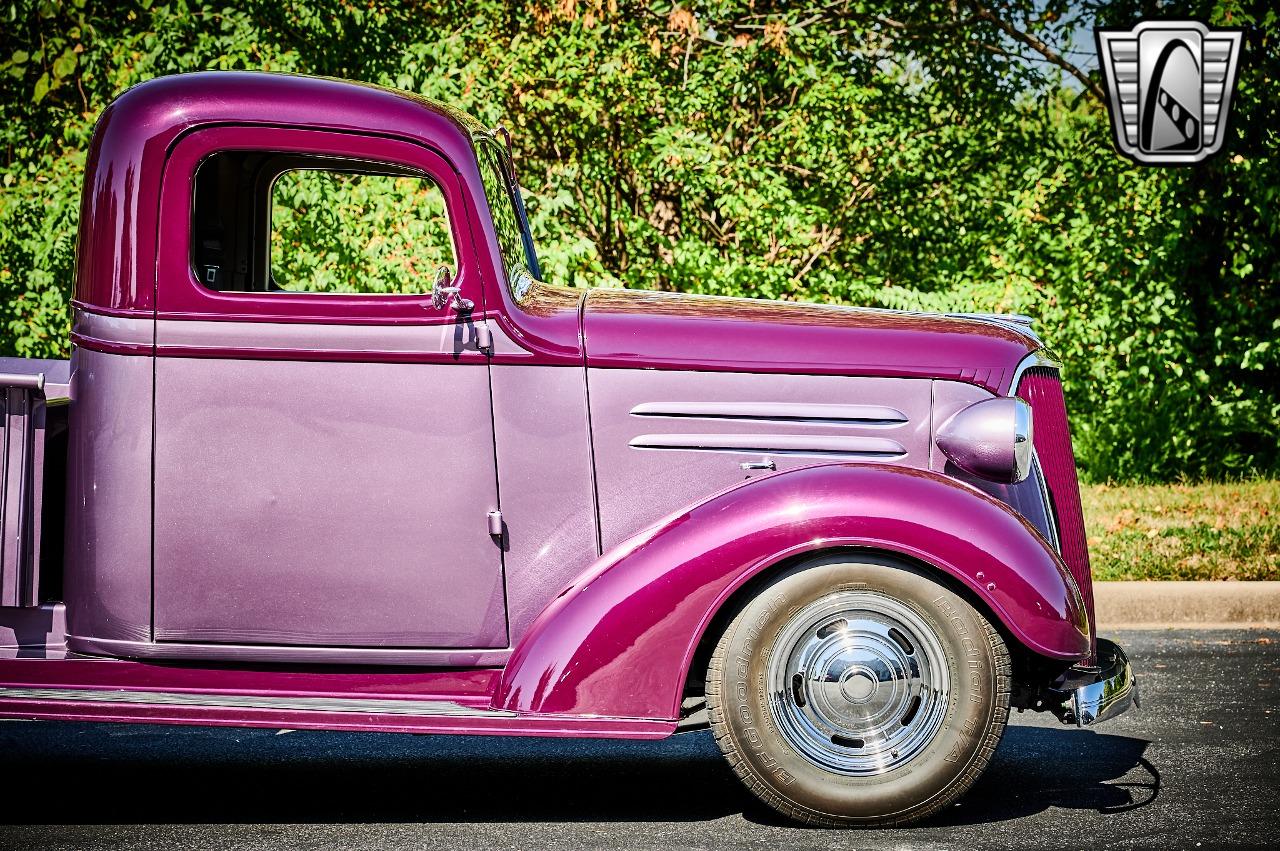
705;554;1011;827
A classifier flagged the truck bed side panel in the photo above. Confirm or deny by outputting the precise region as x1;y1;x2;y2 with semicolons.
63;348;154;645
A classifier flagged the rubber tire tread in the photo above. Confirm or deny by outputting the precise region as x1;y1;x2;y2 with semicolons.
705;557;1012;827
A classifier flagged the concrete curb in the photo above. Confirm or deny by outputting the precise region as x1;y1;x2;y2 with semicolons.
1094;581;1280;630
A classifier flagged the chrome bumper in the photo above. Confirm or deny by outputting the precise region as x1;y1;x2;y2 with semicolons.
1052;637;1139;727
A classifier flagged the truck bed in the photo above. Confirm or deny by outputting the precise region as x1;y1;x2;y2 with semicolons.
0;357;69;610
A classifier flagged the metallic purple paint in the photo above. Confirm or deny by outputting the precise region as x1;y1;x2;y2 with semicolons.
76;73;490;316
629;433;908;455
0;358;70;403
489;365;601;643
72;310;151;348
0;603;66;657
484;282;585;366
77;72;1038;389
930;380;1058;550
0;72;1108;744
154;317;493;362
0;656;674;737
156;125;489;324
935;395;1029;483
497;463;1090;721
1019;369;1097;655
0;699;674;739
60;635;512;668
587;369;932;548
0;656;501;702
582;289;1039;394
2;385;52;608
64;348;155;649
153;355;508;651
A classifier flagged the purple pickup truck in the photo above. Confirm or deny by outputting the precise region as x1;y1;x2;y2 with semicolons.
0;72;1135;826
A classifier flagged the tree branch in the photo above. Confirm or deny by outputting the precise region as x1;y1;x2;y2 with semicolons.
970;2;1105;103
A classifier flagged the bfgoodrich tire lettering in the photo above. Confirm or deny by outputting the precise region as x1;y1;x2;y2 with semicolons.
705;554;1011;826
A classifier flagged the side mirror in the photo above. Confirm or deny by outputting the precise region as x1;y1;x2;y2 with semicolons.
430;265;473;312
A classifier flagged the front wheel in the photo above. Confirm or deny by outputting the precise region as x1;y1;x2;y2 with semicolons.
705;554;1010;827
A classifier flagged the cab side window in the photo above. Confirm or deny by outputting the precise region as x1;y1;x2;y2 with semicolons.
191;152;455;295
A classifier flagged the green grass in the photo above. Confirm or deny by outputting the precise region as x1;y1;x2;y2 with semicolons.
1082;480;1279;581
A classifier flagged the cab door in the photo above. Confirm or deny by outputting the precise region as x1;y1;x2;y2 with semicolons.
150;126;507;653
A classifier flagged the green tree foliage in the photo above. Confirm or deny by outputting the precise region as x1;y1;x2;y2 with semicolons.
1;0;1276;481
270;170;455;293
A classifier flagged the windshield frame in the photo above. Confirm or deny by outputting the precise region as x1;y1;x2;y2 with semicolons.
473;133;542;297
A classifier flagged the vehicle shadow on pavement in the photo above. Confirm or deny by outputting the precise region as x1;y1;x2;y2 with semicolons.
0;721;1154;826
747;723;1158;829
943;725;1160;825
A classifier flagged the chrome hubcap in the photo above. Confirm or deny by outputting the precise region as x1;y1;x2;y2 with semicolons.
766;590;950;776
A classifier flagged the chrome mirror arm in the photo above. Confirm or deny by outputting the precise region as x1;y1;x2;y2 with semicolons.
430;266;473;313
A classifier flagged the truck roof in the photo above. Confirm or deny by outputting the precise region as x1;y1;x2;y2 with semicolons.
75;72;489;315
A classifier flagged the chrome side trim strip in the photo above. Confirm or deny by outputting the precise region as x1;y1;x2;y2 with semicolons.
630;433;907;457
949;311;1036;328
948;312;1043;345
1031;454;1061;552
1011;357;1065;553
630;402;909;425
0;686;515;717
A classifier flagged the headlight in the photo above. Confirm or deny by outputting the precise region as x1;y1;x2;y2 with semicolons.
936;396;1034;483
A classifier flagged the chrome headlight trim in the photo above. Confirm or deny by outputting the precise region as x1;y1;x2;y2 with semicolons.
935;396;1035;484
1013;397;1034;483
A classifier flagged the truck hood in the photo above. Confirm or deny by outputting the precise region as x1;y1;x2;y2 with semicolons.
581;289;1041;395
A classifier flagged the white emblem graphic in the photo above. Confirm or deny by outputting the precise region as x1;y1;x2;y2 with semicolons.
1096;21;1243;164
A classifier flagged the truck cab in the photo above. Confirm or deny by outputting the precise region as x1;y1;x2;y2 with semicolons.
0;72;1135;827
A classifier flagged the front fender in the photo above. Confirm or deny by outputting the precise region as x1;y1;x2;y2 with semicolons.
496;464;1090;721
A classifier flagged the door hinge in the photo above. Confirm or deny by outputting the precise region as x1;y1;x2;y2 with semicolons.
476;321;493;355
487;510;503;537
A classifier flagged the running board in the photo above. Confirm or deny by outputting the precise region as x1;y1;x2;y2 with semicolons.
0;658;677;740
0;686;514;717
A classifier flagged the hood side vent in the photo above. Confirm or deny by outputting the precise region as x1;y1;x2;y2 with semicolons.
629;433;907;458
630;402;908;426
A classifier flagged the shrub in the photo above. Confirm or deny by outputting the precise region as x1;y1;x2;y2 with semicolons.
2;1;1276;481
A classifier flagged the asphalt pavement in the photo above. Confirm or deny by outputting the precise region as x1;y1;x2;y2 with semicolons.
0;629;1277;850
